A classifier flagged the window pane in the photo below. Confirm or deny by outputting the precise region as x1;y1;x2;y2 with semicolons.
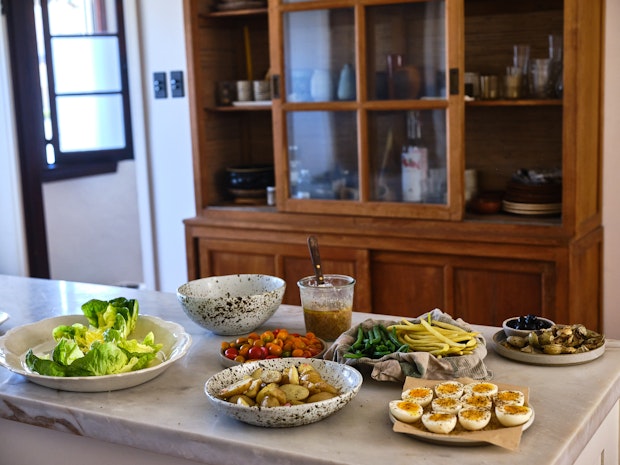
283;9;355;102
56;95;125;151
368;109;447;203
367;1;446;100
287;111;358;200
52;36;121;93
48;0;118;35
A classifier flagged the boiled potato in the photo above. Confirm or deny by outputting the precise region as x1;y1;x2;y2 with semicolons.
287;366;300;385
217;364;341;407
260;369;283;384
307;392;337;403
229;394;255;406
256;383;287;406
279;383;310;402
260;395;282;407
218;377;253;399
244;378;262;398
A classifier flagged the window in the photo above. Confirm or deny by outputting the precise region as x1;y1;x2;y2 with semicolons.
35;0;133;180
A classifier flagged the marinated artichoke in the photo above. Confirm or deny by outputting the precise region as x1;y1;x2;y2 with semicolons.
501;324;605;355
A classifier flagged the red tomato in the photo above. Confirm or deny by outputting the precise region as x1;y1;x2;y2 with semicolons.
248;346;264;360
224;347;239;360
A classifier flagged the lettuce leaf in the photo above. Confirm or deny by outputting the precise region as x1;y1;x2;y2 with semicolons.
25;297;160;377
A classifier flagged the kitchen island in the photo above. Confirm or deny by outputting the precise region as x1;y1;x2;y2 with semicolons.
0;275;618;465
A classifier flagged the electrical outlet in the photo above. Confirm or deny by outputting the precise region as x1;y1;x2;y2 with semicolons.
170;70;184;98
153;72;167;99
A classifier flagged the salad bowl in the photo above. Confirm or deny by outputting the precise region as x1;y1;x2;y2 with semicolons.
0;314;191;392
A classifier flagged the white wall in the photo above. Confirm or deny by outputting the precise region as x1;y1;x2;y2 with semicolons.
134;0;195;292
42;161;144;285
0;17;27;277
602;0;620;336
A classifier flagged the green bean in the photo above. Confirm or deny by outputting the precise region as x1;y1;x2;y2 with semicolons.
344;324;404;359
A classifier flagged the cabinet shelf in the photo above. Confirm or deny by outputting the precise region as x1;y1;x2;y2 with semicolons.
208;104;272;112
466;99;562;107
200;8;267;19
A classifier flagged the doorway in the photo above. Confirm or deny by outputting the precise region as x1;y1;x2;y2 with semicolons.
3;0;144;285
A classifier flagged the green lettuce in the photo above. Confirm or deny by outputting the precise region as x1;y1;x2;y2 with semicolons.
25;297;163;377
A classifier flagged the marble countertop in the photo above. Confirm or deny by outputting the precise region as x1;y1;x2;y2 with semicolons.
0;275;618;465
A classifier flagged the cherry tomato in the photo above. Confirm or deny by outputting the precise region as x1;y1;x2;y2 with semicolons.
238;343;251;357
248;346;264;360
261;330;275;343
224;347;239;360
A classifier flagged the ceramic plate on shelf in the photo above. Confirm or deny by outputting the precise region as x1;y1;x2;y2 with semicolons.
232;101;272;107
0;315;192;392
493;330;605;366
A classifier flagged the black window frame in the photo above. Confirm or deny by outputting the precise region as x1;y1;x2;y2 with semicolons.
39;0;134;182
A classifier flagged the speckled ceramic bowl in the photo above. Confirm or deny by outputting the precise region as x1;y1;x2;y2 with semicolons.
204;358;363;427
177;274;285;336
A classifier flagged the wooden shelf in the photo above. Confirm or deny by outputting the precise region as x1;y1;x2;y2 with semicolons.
466;99;562;107
200;8;267;19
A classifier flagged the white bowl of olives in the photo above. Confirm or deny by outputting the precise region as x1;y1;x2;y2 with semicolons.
502;315;555;339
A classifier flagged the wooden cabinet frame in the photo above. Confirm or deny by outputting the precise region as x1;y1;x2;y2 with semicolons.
182;0;604;330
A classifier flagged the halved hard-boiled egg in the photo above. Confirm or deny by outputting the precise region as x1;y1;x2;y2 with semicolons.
458;408;491;431
434;381;464;399
421;412;457;434
401;387;434;407
464;382;498;398
389;400;424;423
493;390;525;407
431;396;462;414
461;394;492;410
495;403;533;427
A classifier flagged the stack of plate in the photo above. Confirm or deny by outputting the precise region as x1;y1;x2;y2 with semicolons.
214;0;266;11
502;180;562;216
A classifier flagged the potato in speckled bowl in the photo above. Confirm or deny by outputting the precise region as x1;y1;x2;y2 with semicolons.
204;358;363;427
177;274;285;336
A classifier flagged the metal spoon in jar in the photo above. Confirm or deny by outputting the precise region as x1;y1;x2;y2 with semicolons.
307;235;325;286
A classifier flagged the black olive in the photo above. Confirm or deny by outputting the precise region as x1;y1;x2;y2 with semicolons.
511;314;549;330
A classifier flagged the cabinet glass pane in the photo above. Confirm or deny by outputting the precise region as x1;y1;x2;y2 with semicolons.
283;9;355;103
366;1;445;100
287;111;358;200
368;109;446;203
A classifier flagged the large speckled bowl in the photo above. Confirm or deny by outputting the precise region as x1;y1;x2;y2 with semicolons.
177;274;285;335
204;358;363;427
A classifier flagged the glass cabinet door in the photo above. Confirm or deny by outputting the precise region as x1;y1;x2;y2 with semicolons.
274;0;457;219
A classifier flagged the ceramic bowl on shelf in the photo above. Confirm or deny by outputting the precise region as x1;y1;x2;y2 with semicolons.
204;358;363;427
226;165;274;191
177;274;285;336
502;315;555;338
470;191;503;214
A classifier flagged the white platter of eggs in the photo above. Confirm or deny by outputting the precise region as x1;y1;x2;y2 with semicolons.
389;377;534;450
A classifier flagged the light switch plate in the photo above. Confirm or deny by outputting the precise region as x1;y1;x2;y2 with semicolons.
170;70;184;98
153;72;167;99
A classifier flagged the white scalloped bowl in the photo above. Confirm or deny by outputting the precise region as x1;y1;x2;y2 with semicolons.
204;358;363;427
177;274;285;336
